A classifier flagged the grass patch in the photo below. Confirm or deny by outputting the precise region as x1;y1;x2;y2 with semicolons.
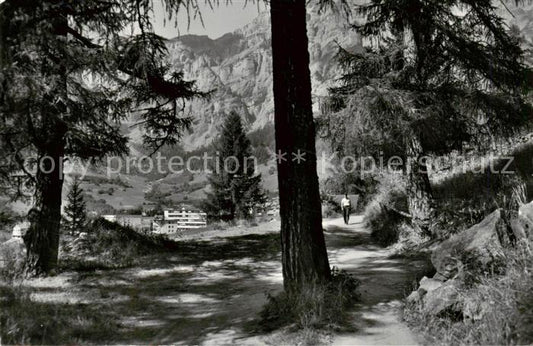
59;218;179;271
255;268;359;334
170;232;281;265
0;285;120;344
432;142;533;237
364;142;533;243
401;142;533;345
404;246;533;345
202;219;233;231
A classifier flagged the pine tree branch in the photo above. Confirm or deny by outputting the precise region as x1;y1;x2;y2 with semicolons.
65;26;101;49
499;0;516;18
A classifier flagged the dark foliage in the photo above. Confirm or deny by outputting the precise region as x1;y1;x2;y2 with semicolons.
0;0;209;274
324;4;533;160
63;178;87;235
204;112;266;220
0;286;119;345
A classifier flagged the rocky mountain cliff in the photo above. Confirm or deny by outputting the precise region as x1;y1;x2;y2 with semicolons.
164;6;362;150
161;2;533;151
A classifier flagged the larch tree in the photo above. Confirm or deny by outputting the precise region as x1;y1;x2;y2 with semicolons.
325;0;533;233
270;0;331;294
205;111;265;220
0;0;207;275
63;178;87;235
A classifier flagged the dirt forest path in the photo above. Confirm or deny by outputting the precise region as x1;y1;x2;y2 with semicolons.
323;215;432;345
17;215;432;345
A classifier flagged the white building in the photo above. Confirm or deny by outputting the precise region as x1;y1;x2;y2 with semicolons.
102;215;116;223
152;209;207;235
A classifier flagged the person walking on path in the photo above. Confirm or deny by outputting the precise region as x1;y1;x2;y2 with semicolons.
341;194;351;225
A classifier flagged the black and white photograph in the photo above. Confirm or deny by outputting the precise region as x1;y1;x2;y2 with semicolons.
0;0;532;344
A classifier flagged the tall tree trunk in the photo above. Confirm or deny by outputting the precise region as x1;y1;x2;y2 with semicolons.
25;146;65;275
406;135;434;234
25;6;68;275
270;0;331;294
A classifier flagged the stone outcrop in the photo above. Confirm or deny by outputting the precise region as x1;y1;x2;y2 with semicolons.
408;209;514;317
418;276;444;295
431;209;506;281
422;280;462;317
407;275;462;316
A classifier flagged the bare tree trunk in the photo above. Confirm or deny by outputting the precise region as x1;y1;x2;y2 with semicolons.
270;0;331;294
25;7;68;275
25;147;65;275
406;135;434;234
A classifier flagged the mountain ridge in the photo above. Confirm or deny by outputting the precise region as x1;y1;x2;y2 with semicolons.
162;7;361;150
160;2;533;152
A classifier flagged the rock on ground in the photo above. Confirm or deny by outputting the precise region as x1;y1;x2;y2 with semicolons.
408;210;514;317
431;209;506;280
421;280;462;317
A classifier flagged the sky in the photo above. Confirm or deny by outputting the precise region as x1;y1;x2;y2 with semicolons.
0;0;265;40
151;1;267;39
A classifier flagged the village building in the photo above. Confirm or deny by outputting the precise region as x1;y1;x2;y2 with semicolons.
152;208;207;235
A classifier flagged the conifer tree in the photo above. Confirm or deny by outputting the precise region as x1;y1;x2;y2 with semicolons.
0;0;207;275
325;0;533;233
64;178;87;235
205;112;265;220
